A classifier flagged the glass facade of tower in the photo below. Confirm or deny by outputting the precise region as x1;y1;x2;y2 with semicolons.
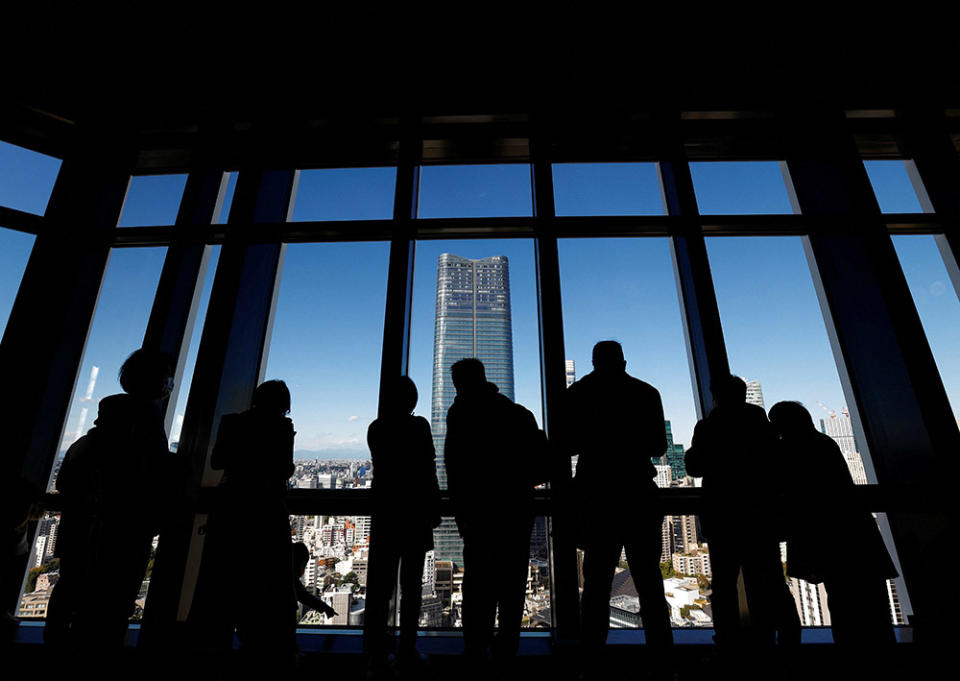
431;253;514;563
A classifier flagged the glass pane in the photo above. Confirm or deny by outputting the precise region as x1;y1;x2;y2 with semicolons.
559;237;705;628
168;246;221;451
706;236;861;475
559;238;698;456
417;165;533;218
892;235;960;428
291;168;396;222
0;227;35;338
52;247;168;491
690;161;794;214
707;236;908;626
409;238;545;625
263;242;388;478
0;140;62;214
864;160;927;213
552;163;665;216
118;174;188;227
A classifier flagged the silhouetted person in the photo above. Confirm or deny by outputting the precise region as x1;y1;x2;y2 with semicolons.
292;542;338;621
209;379;297;670
445;358;544;669
685;375;800;649
46;348;175;653
565;340;673;667
768;401;897;647
364;376;441;674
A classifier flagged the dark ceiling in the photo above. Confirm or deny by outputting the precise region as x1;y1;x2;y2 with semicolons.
2;2;958;161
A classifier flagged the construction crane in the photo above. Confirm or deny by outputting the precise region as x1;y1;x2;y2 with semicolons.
816;401;837;419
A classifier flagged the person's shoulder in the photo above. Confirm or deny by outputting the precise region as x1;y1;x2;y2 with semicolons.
410;414;431;430
623;374;661;399
742;403;769;420
811;430;842;453
221;411;245;424
508;397;536;421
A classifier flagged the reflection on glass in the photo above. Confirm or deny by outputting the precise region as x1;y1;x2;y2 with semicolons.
118;175;188;227
0;140;62;215
863;160;927;213
417;165;533;218
0;227;35;338
552;163;664;216
263;242;388;480
892;234;960;427
291;168;396;222
50;247;168;493
168;246;221;451
690;161;793;215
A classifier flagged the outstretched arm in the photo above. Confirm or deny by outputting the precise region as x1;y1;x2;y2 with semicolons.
295;580;338;618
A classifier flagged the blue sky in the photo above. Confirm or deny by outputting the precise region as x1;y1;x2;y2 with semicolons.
1;140;957;469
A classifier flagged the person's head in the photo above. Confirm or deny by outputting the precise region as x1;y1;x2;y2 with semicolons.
386;376;418;415
592;341;626;375
451;358;487;396
711;375;747;408
292;541;310;576
119;349;175;400
253;380;291;416
768;401;815;438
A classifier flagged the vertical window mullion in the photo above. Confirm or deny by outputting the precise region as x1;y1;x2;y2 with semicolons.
660;141;731;417
531;136;579;645
783;109;959;639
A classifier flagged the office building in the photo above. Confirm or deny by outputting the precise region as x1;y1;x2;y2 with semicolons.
745;380;765;409
431;253;514;564
820;407;869;485
663;420;687;480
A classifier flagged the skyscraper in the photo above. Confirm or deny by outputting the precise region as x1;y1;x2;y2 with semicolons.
745;379;765;409
431;253;514;564
819;407;868;485
565;360;576;388
662;420;687;480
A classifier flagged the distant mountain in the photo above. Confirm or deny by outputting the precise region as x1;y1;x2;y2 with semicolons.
294;448;371;461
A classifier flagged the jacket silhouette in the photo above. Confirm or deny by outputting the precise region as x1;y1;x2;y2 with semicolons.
364;376;441;668
685;376;800;648
46;349;175;651
206;380;297;665
444;358;542;665
565;340;673;655
769;401;896;647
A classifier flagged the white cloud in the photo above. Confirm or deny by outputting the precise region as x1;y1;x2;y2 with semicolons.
347;415;360;422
